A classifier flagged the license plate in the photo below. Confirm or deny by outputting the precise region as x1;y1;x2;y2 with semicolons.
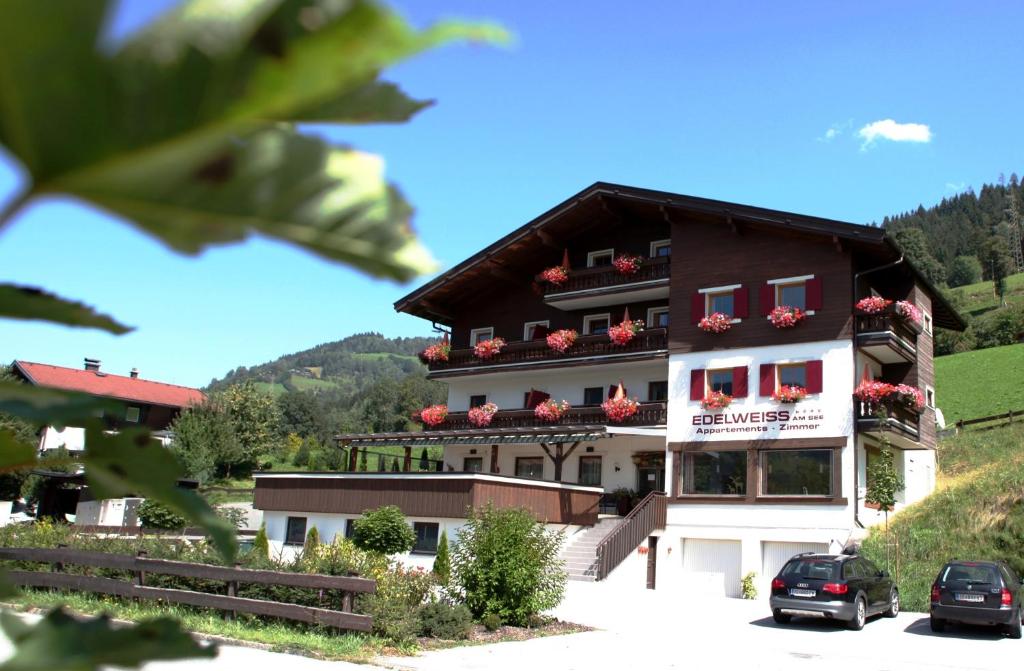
955;593;984;603
790;588;816;598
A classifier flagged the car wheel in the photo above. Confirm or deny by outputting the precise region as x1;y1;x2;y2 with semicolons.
884;589;900;618
772;609;791;625
1006;610;1022;639
847;597;866;631
929;615;945;633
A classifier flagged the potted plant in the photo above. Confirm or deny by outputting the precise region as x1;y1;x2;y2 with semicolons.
546;328;578;353
467;402;498;427
539;265;568;285
612;254;643;276
894;300;923;329
772;385;807;403
473;337;507;359
855;296;892;314
698;312;732;333
534;399;570;422
418;404;448;427
769;305;805;329
420;342;451;362
608;318;644;345
701;391;732;410
610;487;638;516
601;396;640;422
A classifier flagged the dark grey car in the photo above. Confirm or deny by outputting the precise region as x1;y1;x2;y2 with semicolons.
930;560;1023;638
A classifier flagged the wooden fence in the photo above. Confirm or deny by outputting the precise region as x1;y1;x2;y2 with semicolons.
0;547;376;632
953;408;1022;433
593;491;666;581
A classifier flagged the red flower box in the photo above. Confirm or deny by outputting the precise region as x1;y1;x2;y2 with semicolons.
855;296;892;314
467;402;498;427
540;266;569;285
601;396;639;422
698;312;732;333
420;343;451;362
546;328;578;353
772;385;807;403
612;254;644;276
534;399;570;422
473;337;507;359
769;305;805;329
854;381;924;410
418;404;448;427
608;319;644;345
701;391;732;410
895;300;922;326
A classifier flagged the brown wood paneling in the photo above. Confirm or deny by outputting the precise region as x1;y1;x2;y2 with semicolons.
471;481;599;526
668;218;853;353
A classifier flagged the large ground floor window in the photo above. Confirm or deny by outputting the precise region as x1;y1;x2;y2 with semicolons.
515;456;545;480
684;451;747;495
762;449;833;496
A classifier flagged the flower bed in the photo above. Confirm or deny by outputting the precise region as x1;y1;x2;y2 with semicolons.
772;385;808;403
539;266;568;285
467;402;498;428
854;381;925;410
546;328;578;353
698;312;732;333
418;404;448;427
612;254;643;276
601;396;639;422
855;296;893;314
894;300;922;326
473;337;507;359
769;305;805;329
534;399;570;422
701;391;732;410
420;343;451;363
608;319;644;345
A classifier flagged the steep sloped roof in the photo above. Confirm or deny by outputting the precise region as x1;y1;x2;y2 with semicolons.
13;361;205;408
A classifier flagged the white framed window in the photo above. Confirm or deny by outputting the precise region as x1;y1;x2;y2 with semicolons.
647;306;670;329
650;239;671;257
767;274;811;312
125;406;141;423
587;248;614;268
583;313;611;335
698;283;742;323
925;385;936;409
921;309;933;335
777;363;808;389
469;327;494;346
523;320;550;340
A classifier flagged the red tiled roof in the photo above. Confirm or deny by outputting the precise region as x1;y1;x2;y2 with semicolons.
13;361;205;408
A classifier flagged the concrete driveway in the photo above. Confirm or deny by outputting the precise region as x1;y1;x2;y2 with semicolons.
378;582;1021;671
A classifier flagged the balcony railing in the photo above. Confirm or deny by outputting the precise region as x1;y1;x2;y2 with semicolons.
428;328;667;374
426;401;668;432
855;399;921;441
594;491;667;581
541;257;670;297
854;311;920;362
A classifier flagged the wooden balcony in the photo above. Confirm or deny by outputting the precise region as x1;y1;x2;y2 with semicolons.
427;401;668;432
542;258;670;310
427;328;668;377
855;399;921;444
855;311;920;364
253;473;601;526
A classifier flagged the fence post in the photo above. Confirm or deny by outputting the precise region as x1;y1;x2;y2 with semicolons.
134;550;147;603
341;591;353;613
225;562;240;621
48;543;66;594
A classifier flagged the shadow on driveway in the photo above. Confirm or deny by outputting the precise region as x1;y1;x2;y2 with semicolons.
903;616;1006;641
749;615;851;633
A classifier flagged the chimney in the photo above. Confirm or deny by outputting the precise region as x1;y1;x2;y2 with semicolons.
130;368;139;379
84;358;101;372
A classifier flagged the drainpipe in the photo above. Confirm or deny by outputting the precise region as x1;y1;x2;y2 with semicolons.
851;254;904;529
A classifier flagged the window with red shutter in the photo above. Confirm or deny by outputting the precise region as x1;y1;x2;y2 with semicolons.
691;293;704;324
759;283;774;316
690;369;705;401
759;364;776;396
805;360;823;393
806;277;823;311
733;287;749;319
732;366;748;398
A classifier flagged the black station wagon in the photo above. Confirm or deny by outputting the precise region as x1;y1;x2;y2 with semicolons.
770;553;899;630
930;560;1023;638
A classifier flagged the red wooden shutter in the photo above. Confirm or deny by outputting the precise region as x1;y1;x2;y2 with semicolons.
759;364;776;396
805;360;823;393
732;366;748;398
759;283;774;316
689;369;705;401
691;292;705;324
733;286;749;319
806;277;823;311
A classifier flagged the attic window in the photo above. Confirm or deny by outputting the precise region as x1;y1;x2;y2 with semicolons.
587;249;614;267
125;406;140;423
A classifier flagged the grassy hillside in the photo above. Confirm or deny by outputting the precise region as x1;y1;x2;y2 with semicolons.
861;423;1024;612
935;344;1024;423
949;271;1024;316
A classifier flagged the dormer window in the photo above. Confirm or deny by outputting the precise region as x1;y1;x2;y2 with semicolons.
650;240;671;257
469;327;493;346
587;249;614;267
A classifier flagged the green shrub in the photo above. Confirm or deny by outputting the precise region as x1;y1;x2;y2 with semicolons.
215;506;248;530
351;506;416;555
432;529;450;583
303;525;321;555
740;572;758;600
417;602;473;640
481;613;502;631
252;523;269;559
449;505;566;626
137;499;187;529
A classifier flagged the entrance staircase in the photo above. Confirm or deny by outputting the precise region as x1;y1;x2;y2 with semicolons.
561;517;624;582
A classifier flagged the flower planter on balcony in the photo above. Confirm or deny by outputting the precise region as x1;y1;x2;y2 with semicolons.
854;308;920;364
540;257;670;309
425;402;668;431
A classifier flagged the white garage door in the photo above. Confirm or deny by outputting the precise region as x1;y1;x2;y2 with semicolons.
680;539;742;598
761;541;830;592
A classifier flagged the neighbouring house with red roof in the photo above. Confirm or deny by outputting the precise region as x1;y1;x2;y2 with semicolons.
10;358;205;453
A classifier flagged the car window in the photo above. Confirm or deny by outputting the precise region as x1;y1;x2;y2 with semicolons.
782;558;837;581
941;563;998;584
859;558;880;577
842;561;861;580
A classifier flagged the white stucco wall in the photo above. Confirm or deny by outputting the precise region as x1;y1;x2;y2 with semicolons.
39;426;85;452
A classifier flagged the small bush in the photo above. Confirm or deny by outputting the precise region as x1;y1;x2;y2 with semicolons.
351;505;416;555
418;602;473;640
432;529;450;583
449;505;566;626
216;506;248;530
137;499;186;529
526;613;546;628
303;525;321;555
252;523;269;559
740;572;758;600
481;613;502;631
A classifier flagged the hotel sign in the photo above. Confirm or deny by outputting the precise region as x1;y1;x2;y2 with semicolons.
688;406;829;438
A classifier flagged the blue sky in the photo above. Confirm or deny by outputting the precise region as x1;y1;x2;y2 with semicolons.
1;1;1022;388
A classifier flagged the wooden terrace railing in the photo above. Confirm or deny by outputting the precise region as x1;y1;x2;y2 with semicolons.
541;257;671;297
855;400;921;441
593;491;667;581
0;547;376;632
427;328;668;373
854;311;920;356
428;402;668;432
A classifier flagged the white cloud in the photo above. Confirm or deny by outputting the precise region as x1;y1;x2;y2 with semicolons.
857;119;932;149
817;120;852;143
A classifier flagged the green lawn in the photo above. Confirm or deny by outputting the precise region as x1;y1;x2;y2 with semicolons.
351;352;420;363
949;271;1024;316
861;423;1024;612
934;343;1024;423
